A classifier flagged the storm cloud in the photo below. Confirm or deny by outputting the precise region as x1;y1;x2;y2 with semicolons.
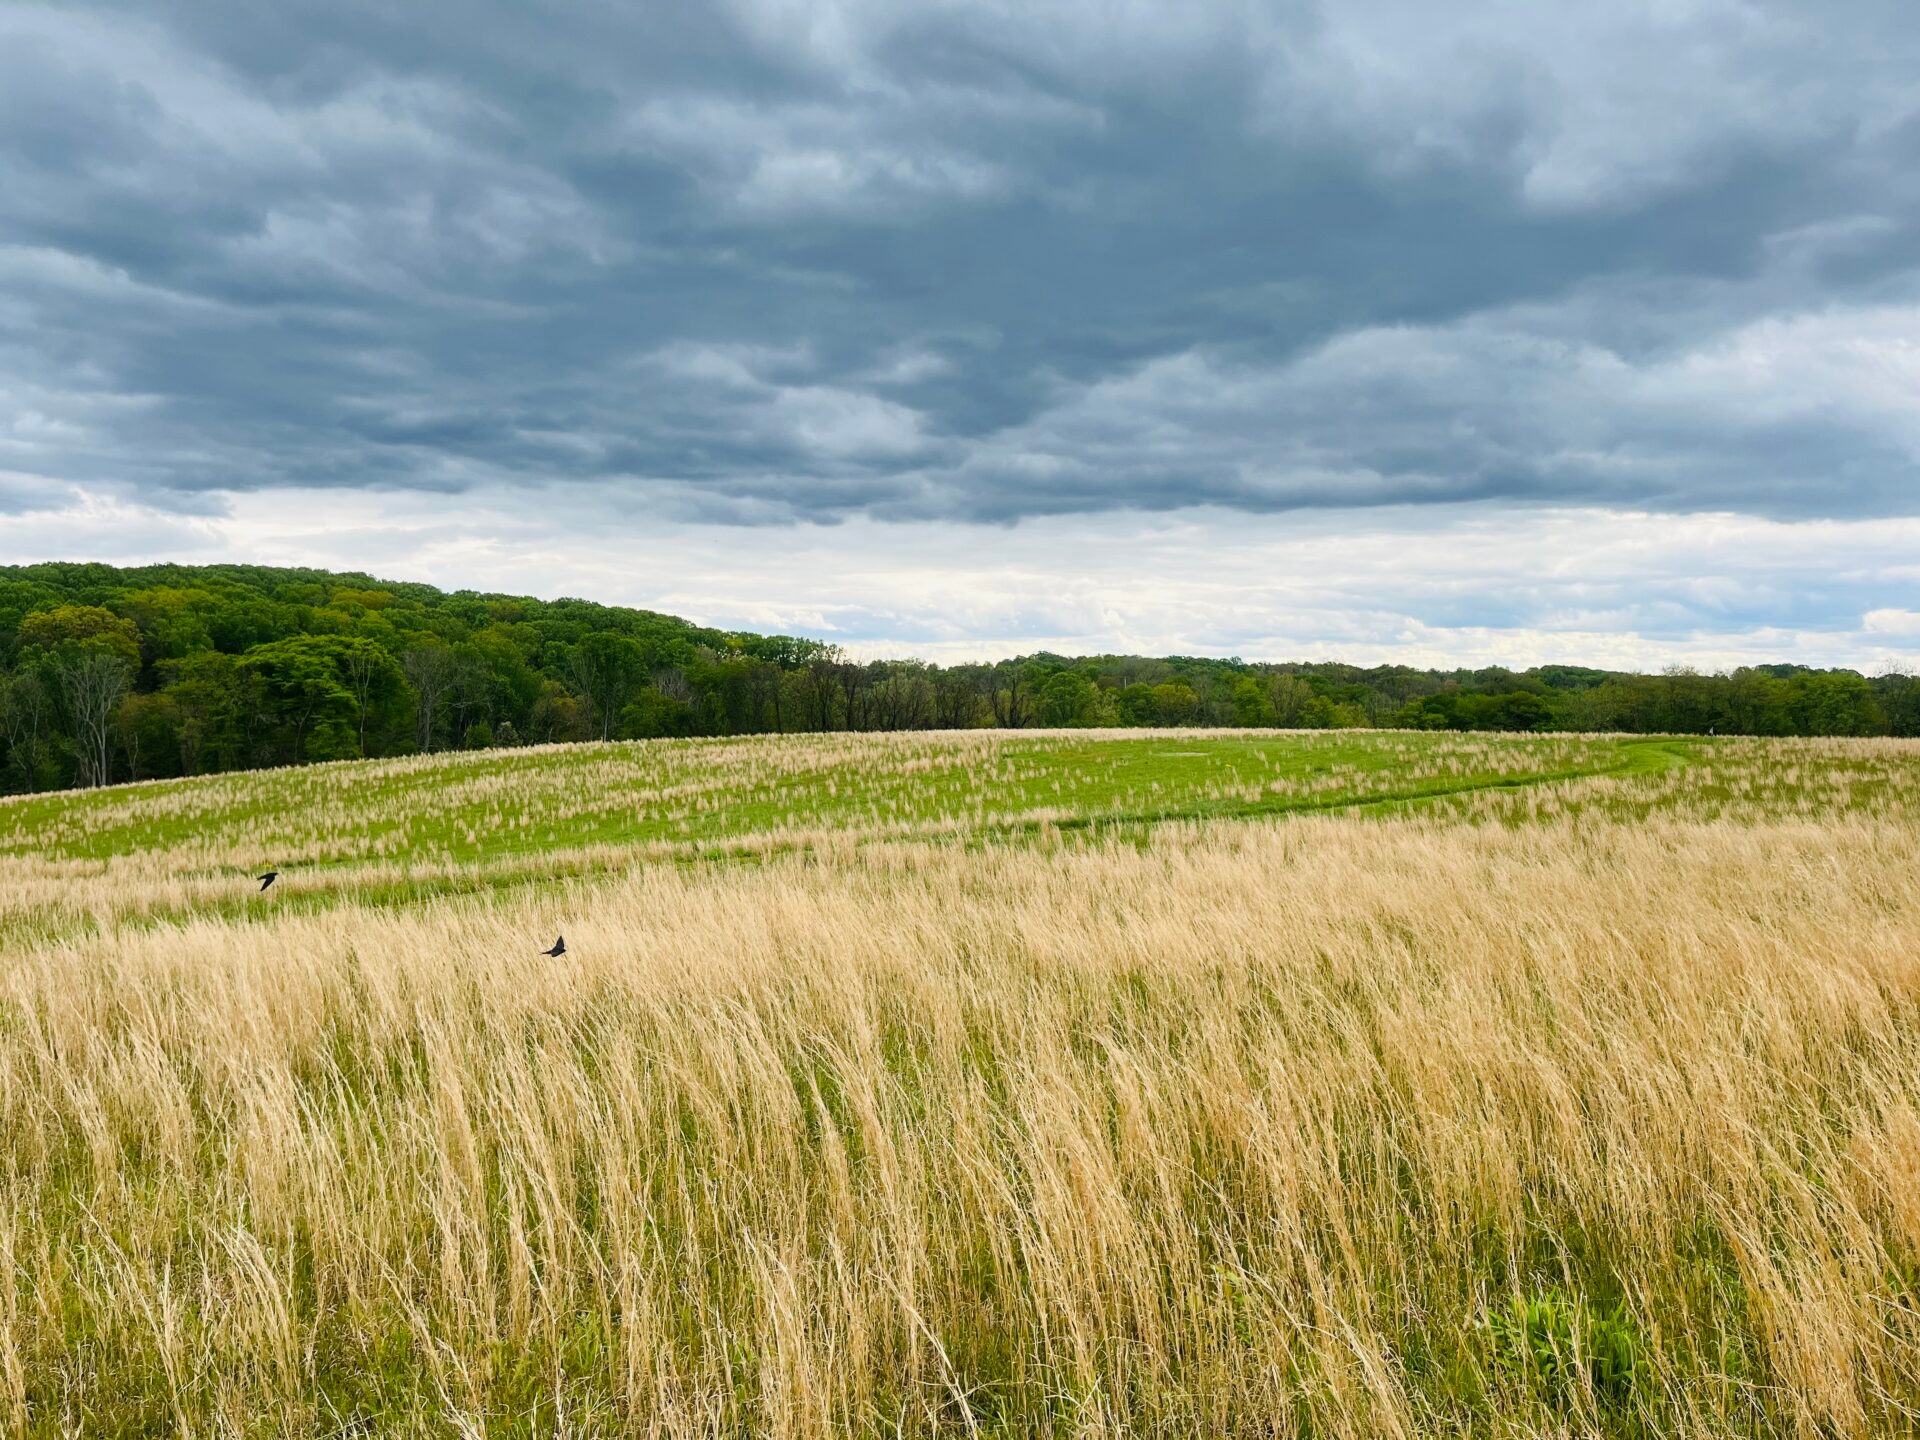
3;0;1917;526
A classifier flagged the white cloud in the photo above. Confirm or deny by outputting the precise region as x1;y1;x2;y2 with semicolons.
639;343;932;463
863;348;953;385
1261;0;1920;211
4;486;1915;671
1864;608;1920;637
623;92;1015;220
929;296;1920;518
766;387;929;459
2;0;1918;644
717;0;1263;84
0;5;612;292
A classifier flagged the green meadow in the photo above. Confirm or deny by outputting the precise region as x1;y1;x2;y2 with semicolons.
1;728;1695;871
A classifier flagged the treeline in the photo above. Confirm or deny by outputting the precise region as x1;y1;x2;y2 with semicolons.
1;562;1915;792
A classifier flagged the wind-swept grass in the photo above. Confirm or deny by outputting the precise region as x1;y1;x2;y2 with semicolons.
1;730;1917;1435
0;729;1664;869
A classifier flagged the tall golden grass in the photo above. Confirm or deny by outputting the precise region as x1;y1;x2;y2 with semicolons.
1;736;1917;1434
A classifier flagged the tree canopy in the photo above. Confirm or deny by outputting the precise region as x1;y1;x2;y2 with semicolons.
0;561;1913;793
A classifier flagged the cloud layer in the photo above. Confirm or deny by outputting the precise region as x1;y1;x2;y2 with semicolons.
3;483;1914;672
1;0;1917;658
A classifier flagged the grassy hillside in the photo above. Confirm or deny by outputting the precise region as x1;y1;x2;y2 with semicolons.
2;730;1918;1435
3;728;1675;864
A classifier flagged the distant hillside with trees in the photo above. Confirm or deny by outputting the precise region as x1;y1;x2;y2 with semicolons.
2;561;1914;792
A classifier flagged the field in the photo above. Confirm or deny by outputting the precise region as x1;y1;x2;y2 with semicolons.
2;729;1918;1436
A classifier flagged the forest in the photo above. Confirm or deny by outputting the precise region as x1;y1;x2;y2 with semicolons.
2;560;1915;792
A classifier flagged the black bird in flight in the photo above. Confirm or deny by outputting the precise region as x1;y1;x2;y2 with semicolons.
257;871;279;891
542;935;566;958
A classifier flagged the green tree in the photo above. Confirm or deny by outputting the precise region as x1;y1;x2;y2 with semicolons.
13;606;143;787
17;605;140;664
1480;690;1553;731
1231;676;1275;725
402;644;457;752
161;651;259;774
566;633;648;740
1787;671;1883;736
50;645;134;787
1299;695;1366;729
985;661;1035;728
114;691;182;782
1149;682;1201;725
469;626;543;734
530;679;589;744
115;587;219;664
0;670;60;791
237;636;366;763
307;719;361;762
1266;674;1315;726
619;687;695;739
1879;673;1920;737
1723;668;1791;735
1114;683;1157;725
341;638;409;756
1039;670;1106;727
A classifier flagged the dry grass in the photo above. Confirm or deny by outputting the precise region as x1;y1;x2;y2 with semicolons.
2;734;1918;1435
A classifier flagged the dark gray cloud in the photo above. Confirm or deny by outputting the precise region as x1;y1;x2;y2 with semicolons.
3;0;1919;525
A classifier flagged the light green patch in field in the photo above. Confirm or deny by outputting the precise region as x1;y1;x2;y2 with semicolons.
11;729;1918;940
0;729;1673;876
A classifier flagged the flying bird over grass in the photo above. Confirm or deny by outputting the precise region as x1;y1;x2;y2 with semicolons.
541;936;565;957
257;871;278;891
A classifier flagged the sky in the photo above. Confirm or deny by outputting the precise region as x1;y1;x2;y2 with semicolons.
1;1;1917;669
